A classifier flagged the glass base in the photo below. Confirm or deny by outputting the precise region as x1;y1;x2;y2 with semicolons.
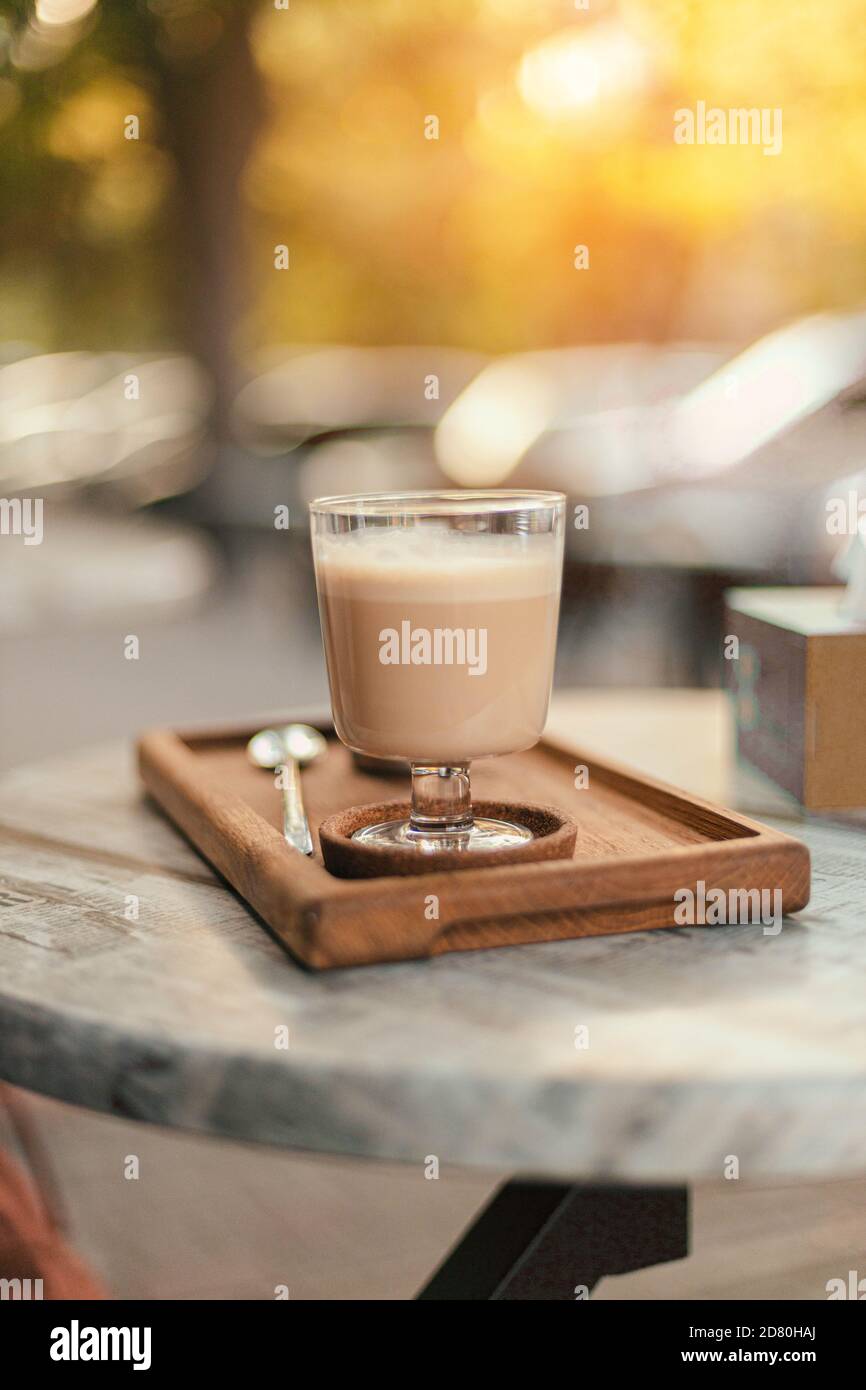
352;816;533;856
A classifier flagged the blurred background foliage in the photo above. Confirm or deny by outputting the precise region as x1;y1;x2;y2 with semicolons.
2;0;866;369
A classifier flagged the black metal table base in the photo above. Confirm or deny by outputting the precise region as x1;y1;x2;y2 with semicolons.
416;1180;689;1300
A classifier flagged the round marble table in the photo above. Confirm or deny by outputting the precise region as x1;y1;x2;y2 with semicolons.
1;693;865;1187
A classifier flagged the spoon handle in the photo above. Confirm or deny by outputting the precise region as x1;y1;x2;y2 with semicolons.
280;759;314;856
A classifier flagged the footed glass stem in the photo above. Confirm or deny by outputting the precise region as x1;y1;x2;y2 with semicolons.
351;763;532;855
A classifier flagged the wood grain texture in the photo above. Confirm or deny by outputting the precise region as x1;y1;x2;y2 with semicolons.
136;719;810;969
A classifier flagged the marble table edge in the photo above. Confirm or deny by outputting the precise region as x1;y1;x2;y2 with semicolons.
2;994;865;1182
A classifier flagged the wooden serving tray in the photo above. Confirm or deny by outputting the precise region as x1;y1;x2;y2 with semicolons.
137;717;811;970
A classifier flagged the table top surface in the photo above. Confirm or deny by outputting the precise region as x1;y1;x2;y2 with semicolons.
2;689;865;1182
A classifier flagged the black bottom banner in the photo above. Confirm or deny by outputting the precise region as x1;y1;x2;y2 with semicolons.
4;1297;858;1374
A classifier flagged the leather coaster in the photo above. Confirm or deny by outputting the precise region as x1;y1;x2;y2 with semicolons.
319;799;577;878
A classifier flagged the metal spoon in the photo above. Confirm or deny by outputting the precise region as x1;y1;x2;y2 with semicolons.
246;724;327;856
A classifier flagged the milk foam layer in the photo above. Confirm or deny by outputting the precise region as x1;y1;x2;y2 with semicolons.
315;527;560;602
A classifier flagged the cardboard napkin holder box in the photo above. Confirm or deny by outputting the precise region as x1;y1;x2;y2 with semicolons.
724;586;866;810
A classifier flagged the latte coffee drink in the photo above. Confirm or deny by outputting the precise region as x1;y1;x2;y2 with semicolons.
314;526;563;764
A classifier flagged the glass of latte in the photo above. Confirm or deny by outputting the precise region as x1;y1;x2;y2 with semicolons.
310;490;565;855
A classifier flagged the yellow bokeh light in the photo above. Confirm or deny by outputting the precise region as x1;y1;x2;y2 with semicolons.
517;22;652;119
435;359;555;486
48;80;152;162
35;0;98;27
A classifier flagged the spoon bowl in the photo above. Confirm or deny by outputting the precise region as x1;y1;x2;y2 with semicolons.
246;723;327;855
279;724;329;766
247;724;327;771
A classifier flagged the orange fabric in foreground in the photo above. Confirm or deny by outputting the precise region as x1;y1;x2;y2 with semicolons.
0;1146;106;1300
